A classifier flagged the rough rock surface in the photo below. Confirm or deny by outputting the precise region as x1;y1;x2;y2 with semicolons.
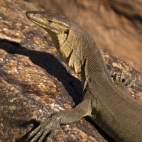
0;0;142;142
27;0;142;72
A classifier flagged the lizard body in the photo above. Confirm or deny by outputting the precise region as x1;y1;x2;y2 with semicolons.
26;11;142;142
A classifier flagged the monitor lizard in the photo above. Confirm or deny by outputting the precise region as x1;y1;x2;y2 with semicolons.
26;11;142;142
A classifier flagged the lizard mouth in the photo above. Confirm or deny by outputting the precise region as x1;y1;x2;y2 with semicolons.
26;11;58;33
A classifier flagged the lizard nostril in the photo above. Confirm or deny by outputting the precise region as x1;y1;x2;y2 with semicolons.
47;20;53;24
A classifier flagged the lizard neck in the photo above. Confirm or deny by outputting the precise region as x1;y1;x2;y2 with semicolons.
80;41;113;91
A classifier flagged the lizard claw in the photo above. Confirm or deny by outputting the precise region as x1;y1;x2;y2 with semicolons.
31;118;45;123
27;115;61;142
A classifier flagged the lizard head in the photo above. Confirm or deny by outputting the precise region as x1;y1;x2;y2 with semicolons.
26;11;87;73
26;11;71;48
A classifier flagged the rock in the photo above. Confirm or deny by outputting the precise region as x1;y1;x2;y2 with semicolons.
0;0;142;142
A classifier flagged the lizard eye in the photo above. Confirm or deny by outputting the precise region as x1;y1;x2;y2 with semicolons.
64;29;69;34
47;20;53;24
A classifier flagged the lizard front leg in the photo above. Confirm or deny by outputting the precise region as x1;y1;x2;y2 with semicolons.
28;97;92;142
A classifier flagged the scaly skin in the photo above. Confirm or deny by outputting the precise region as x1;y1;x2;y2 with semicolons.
26;11;142;142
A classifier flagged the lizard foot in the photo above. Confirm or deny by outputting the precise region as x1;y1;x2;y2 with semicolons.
27;114;61;142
